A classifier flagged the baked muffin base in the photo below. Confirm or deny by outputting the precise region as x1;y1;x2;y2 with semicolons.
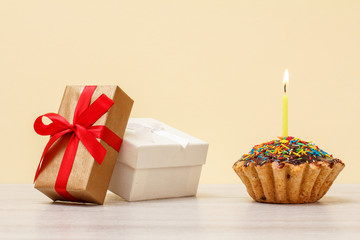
233;161;344;203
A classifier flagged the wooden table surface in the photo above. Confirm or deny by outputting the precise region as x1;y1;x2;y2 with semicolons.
1;184;359;239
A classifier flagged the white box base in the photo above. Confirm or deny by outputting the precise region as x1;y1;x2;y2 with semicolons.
109;163;203;201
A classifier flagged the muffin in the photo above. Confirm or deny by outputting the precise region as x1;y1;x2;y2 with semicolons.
233;136;344;203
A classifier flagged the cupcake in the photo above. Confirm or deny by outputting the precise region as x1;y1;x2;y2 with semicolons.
233;136;344;203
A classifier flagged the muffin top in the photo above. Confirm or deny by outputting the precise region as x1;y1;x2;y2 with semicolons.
237;136;343;168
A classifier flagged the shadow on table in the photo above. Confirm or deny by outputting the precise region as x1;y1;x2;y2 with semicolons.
47;193;203;206
244;195;355;206
51;201;100;207
46;193;127;207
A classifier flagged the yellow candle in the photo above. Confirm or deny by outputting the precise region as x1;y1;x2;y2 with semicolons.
282;69;289;137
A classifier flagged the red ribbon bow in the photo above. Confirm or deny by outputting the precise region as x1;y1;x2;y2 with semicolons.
34;86;122;201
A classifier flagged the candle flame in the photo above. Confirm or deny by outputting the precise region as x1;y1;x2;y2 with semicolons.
283;69;289;93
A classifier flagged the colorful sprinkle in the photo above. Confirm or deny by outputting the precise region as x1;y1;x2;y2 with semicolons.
240;136;342;166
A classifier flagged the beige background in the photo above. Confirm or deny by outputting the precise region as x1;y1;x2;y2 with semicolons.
0;1;359;184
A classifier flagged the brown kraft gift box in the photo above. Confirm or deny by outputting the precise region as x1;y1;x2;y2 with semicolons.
34;85;133;204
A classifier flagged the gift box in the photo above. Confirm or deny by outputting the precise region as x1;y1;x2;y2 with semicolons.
108;118;209;201
34;86;133;204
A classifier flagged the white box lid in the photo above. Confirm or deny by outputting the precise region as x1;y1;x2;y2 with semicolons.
116;118;209;169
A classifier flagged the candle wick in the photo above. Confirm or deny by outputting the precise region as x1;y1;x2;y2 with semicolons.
284;84;287;93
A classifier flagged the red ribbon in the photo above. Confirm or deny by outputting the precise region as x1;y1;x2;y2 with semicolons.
34;86;122;201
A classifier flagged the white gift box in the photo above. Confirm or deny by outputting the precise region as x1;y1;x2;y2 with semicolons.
108;118;209;201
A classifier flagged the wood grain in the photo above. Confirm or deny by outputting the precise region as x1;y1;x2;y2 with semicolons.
0;184;359;240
